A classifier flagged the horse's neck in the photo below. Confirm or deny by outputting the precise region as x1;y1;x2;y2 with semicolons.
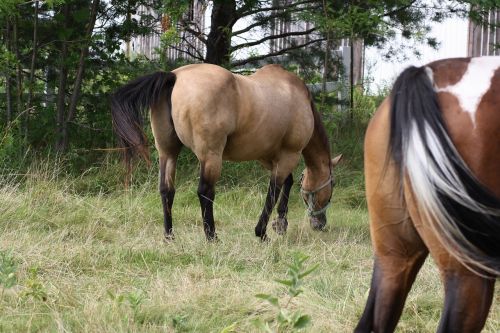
302;127;331;181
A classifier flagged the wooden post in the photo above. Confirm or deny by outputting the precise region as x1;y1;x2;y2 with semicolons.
489;11;495;55
482;15;489;56
495;9;500;55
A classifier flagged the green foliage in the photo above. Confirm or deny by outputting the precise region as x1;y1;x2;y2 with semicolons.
0;44;16;75
0;131;16;162
352;87;378;121
0;0;174;170
0;251;17;291
160;0;189;53
161;26;181;46
112;290;145;313
162;0;190;22
0;0;21;17
21;267;47;302
464;0;500;24
45;0;67;8
308;0;484;60
253;252;318;332
219;322;238;333
171;313;190;331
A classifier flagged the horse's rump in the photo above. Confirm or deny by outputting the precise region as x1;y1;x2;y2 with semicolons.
388;57;500;276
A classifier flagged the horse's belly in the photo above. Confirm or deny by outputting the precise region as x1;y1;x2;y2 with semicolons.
222;136;279;162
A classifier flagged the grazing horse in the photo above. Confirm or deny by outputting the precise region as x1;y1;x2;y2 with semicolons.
111;63;342;241
356;56;500;333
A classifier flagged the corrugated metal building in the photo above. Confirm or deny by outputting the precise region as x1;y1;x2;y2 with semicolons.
468;10;500;56
130;1;206;61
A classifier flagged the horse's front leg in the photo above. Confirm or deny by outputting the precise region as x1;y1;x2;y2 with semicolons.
272;174;293;235
159;152;180;241
255;177;284;241
197;155;222;241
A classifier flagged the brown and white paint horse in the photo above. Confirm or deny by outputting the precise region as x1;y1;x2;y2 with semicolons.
356;57;500;332
111;64;342;241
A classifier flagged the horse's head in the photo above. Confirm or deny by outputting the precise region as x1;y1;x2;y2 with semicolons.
300;154;343;230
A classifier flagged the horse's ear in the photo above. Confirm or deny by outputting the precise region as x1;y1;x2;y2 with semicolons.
331;154;343;167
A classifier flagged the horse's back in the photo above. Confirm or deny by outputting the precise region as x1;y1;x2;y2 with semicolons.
168;63;314;163
428;57;500;196
224;64;313;162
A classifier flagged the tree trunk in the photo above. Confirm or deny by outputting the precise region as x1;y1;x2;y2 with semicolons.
12;16;23;118
125;0;131;59
55;4;70;152
321;36;332;108
59;0;100;151
350;37;354;118
27;1;39;108
45;66;57;107
5;20;12;124
205;0;237;66
26;0;39;139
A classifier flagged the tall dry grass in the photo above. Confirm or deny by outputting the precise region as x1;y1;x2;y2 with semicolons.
1;158;499;332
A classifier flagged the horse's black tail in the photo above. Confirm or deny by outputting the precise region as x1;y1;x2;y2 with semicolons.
389;66;500;276
111;71;176;164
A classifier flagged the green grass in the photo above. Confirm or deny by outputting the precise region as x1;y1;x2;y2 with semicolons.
1;159;499;333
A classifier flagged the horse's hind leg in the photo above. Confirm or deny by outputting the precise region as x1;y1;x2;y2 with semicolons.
355;173;428;333
438;270;494;333
272;174;293;235
197;153;222;241
159;148;181;240
356;101;428;332
404;187;495;333
151;100;182;240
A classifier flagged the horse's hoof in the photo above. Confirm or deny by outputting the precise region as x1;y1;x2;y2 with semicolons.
260;234;270;243
163;233;175;242
206;233;219;242
255;225;266;239
310;216;327;231
272;217;288;235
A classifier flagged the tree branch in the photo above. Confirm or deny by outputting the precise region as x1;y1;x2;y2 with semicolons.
232;5;320;36
381;0;418;17
237;0;317;18
167;42;204;62
231;27;317;52
179;18;208;45
180;33;206;59
231;38;325;67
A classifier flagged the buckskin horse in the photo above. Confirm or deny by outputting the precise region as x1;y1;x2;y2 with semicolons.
111;63;342;241
356;57;500;332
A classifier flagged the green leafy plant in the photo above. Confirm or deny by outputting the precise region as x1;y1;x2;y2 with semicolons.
123;290;145;314
253;252;319;332
0;250;17;298
21;266;47;302
172;313;190;332
108;289;145;322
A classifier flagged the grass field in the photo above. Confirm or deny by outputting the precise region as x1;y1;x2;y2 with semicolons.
1;155;499;332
